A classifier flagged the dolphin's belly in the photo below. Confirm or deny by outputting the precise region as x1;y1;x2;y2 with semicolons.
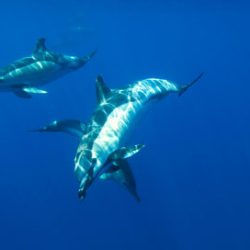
0;61;62;86
92;101;141;174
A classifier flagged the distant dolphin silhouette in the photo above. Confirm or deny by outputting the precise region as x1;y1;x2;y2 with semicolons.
34;73;203;201
0;38;95;98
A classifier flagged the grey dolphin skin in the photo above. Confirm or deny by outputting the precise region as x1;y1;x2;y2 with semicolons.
0;38;95;98
35;73;203;201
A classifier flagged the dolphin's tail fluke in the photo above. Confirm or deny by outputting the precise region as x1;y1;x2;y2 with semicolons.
178;73;204;96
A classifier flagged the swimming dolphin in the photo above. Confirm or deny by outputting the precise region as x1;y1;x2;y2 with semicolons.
34;73;203;201
0;38;95;98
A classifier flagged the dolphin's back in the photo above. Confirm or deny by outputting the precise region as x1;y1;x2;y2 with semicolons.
0;58;60;85
130;78;179;105
0;57;35;74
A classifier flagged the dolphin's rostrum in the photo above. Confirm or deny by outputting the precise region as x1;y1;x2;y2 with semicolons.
35;73;203;201
0;38;95;98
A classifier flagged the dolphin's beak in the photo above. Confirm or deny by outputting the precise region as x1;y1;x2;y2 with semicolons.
78;188;87;199
81;50;96;64
28;127;48;132
78;171;94;200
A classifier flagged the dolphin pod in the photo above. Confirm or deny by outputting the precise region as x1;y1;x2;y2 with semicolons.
0;37;202;201
0;38;95;98
35;73;203;201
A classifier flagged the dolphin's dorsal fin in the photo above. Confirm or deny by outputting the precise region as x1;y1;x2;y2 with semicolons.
99;159;141;202
96;75;111;104
33;38;47;57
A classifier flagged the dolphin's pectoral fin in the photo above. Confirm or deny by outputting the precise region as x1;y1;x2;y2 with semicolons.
96;75;111;104
178;72;204;96
32;119;86;138
13;89;32;98
100;160;141;202
108;144;145;162
33;38;47;58
100;145;144;201
22;87;48;95
12;86;48;98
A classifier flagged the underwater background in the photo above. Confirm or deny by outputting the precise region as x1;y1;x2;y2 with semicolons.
0;0;249;249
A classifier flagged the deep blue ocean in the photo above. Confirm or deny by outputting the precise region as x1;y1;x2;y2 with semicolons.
0;1;249;249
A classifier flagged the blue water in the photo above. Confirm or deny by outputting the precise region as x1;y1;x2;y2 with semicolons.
0;1;249;249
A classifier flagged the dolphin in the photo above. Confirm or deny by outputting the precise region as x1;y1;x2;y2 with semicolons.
34;73;203;201
0;38;95;98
